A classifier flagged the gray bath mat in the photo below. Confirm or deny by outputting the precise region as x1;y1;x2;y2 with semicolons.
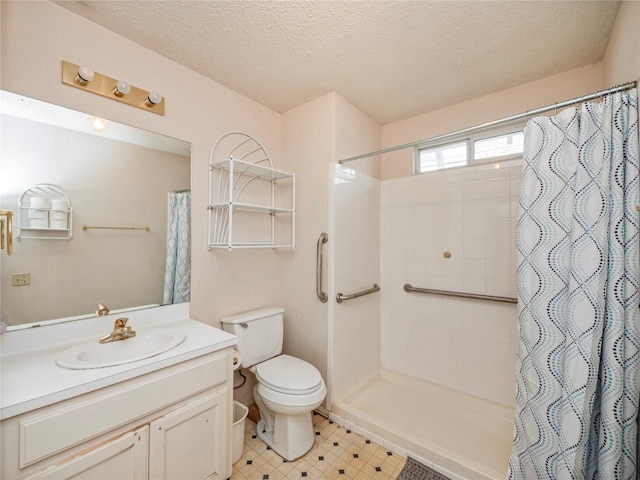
397;457;450;480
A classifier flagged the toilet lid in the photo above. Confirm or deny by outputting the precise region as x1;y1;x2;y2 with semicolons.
255;354;323;395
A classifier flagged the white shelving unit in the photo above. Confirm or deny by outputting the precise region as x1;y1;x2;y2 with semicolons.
17;184;73;240
208;133;295;250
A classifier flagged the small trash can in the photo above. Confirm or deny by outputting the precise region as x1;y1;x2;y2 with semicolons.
232;401;249;464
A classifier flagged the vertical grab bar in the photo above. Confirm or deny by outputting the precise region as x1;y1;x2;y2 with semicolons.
316;232;328;303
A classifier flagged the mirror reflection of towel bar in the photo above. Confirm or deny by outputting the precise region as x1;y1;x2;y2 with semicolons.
83;225;150;231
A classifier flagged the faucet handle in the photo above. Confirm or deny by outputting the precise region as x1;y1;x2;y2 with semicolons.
114;317;128;328
115;318;135;337
96;303;110;316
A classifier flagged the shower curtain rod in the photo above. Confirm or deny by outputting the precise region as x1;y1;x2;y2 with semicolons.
339;81;637;164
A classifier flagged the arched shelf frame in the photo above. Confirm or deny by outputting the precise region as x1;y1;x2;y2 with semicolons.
17;184;73;240
207;132;295;250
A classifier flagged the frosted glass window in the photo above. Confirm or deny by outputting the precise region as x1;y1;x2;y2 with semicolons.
418;141;468;173
474;131;523;160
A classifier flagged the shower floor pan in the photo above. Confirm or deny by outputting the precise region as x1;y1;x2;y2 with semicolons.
331;369;514;480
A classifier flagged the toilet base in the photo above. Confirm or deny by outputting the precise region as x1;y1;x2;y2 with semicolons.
255;412;315;461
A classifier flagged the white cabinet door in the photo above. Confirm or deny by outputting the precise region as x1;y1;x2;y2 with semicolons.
27;426;148;479
149;389;228;480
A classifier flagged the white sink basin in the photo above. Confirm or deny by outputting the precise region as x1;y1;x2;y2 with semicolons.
56;328;186;369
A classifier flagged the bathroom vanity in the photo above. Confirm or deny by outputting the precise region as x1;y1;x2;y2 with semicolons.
0;304;237;479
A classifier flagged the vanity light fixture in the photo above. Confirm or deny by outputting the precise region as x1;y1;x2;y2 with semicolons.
61;61;165;116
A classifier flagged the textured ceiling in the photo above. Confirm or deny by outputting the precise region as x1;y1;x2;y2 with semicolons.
54;1;620;125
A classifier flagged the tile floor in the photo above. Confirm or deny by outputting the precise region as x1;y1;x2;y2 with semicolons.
230;412;406;479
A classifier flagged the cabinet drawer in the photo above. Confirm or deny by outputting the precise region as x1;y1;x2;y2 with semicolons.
26;426;148;479
20;352;228;468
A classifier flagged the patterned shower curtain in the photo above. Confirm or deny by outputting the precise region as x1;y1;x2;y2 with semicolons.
163;191;191;304
508;89;639;479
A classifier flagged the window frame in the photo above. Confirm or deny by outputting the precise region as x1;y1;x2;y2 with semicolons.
414;122;525;175
415;138;470;173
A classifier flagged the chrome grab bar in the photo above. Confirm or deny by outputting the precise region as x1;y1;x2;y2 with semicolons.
403;283;517;304
336;283;380;304
316;232;328;303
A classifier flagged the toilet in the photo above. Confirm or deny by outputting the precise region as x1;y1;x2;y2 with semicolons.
221;307;327;461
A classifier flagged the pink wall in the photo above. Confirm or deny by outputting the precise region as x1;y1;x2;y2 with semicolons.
379;63;603;179
280;93;335;388
334;95;381;179
603;1;640;87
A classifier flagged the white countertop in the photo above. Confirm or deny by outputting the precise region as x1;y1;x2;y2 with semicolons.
0;303;237;420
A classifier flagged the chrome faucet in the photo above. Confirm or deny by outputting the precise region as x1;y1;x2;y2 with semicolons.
99;317;136;344
96;303;110;316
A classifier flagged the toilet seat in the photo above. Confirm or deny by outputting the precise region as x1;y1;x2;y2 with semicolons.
255;354;323;395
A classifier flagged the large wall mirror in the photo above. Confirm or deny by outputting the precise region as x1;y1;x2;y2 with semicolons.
0;91;191;328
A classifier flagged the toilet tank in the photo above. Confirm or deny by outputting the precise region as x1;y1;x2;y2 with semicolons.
220;307;284;368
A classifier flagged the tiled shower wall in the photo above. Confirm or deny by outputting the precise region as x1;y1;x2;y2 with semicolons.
329;160;521;408
380;160;522;407
329;165;381;404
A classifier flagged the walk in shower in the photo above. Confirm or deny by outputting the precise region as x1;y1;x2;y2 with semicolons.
328;159;521;480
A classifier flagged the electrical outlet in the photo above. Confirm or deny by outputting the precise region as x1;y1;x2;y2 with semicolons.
11;272;30;286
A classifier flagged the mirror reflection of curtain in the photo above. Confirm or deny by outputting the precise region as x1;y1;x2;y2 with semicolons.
163;191;191;304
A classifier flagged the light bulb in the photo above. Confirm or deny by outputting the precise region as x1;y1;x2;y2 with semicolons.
76;66;95;83
114;80;131;96
146;91;162;105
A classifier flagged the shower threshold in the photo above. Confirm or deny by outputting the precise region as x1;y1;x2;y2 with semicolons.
331;369;514;480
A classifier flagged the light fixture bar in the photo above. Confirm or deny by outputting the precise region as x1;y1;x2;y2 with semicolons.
61;61;165;116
